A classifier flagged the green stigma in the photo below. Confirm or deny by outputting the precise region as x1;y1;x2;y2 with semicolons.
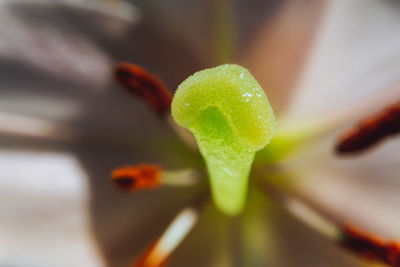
171;64;276;216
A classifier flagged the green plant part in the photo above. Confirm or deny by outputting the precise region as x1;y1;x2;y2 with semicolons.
171;64;276;216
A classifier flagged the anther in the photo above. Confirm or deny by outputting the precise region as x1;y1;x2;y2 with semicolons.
111;164;200;192
114;62;172;116
111;164;161;192
133;242;167;267
336;101;400;154
340;224;400;266
114;62;198;149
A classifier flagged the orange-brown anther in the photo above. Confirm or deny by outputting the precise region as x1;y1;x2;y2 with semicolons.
133;242;169;267
111;164;161;192
340;224;400;266
114;62;172;116
336;101;400;154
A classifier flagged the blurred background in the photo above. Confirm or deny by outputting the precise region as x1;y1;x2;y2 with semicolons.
0;0;400;266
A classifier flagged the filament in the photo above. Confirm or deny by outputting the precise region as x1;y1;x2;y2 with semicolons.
143;208;198;267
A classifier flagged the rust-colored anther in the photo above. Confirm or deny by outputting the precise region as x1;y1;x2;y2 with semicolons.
340;224;400;266
133;242;169;267
111;164;161;192
336;101;400;154
114;62;172;116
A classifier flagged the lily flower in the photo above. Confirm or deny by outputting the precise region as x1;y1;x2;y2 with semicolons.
0;1;399;267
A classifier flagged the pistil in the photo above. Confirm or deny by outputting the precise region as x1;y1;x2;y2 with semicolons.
171;64;275;216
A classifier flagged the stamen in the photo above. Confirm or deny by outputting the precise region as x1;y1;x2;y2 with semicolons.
336;101;400;154
111;164;161;192
114;62;198;149
133;191;208;267
160;168;200;186
284;198;340;240
340;224;400;266
136;208;198;267
134;242;167;267
111;165;200;192
114;62;172;116
257;178;340;240
258;178;400;266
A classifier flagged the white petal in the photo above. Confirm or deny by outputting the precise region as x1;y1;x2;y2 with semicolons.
0;150;105;267
240;0;326;114
0;0;144;131
284;0;400;122
295;138;400;238
0;0;139;90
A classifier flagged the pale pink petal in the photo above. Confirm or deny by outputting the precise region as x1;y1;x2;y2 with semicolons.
240;0;327;114
0;150;105;267
0;0;138;90
294;136;400;239
284;0;400;122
